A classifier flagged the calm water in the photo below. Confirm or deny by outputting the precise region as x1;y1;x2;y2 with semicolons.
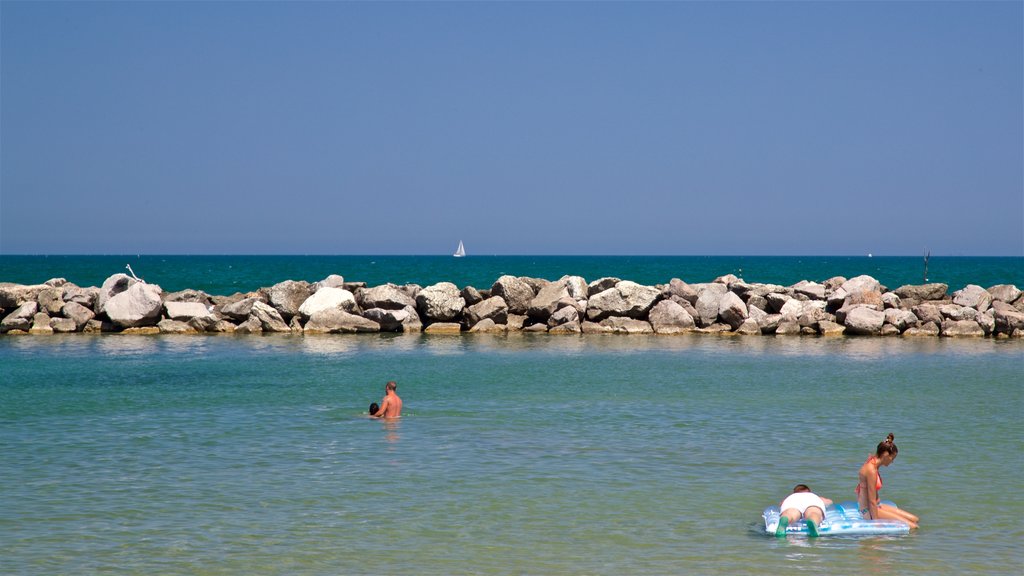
1;255;1021;294
2;334;1021;575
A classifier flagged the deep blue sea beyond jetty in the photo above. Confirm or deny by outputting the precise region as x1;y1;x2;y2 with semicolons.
1;255;1021;294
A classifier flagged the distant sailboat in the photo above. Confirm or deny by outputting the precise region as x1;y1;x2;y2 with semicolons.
453;240;466;258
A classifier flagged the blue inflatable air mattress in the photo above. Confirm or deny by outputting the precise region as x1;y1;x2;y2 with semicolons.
763;500;911;536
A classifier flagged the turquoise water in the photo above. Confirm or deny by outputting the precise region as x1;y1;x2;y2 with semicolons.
2;334;1021;575
1;255;1021;294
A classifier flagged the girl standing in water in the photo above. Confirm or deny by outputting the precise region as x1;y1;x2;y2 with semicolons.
857;433;920;528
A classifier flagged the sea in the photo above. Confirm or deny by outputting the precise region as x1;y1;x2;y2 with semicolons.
1;255;1022;575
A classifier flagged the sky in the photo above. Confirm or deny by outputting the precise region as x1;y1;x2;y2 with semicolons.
1;1;1021;256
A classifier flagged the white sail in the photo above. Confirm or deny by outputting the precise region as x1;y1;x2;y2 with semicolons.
453;240;466;257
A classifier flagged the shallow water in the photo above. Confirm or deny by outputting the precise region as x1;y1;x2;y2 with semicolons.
2;334;1021;575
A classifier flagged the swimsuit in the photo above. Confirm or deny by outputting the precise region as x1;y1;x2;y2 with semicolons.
856;456;883;516
780;492;828;517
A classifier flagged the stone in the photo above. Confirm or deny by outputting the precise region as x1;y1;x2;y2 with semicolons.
37;287;65;315
506;314;528;331
765;293;792;314
713;273;741;285
163;289;214;307
50;317;78;333
840;275;881;296
529;281;572;322
61;301;96;330
893;283;949;301
976;312;995;336
818;320;845;336
717;291;748;329
648;300;696;334
843;290;884;310
939;304;976;322
779;299;803;318
465;296;509;326
363;306;421;332
560;275;589;301
97;274;139;315
911;304;943;326
884;309;918;332
797;307;831;330
250;301;291;332
547;305;579;328
221;297;261;321
314;274;346;290
745;295;768;312
586;281;661;322
164;301;214;322
104;283;164;328
993;304;1024;335
412;282;463;322
0;284;44;309
491;276;536;315
881;292;902;310
735;318;761;335
522;322;549;333
267;280;313;319
304;308;380;333
158;319;197;334
289;316;304;333
952;285;992;311
587;277;621;297
693;283;728;327
63;286;99;309
792;281;826;300
461;286;484;306
903;322;940;336
987;284;1021;304
299;287;358;319
757;313;783;334
581;321;612;334
549;320;582;334
83;319;115;333
468;318;506;333
29;312;54;334
599;317;653;334
424;322;462;334
843;307;886;335
120;327;160;335
234;317;264;334
664;278;698;305
775;320;802;335
208;320;238;333
940;319;985;337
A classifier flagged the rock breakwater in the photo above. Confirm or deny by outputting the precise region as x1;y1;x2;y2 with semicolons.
2;272;1022;338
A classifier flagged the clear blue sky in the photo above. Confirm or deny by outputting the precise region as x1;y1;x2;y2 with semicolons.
1;1;1021;256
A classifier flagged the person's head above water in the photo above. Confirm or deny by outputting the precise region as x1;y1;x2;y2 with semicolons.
386;381;397;392
792;484;812;493
876;433;898;458
369;402;379;415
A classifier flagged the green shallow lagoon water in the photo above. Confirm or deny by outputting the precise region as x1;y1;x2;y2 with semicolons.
2;335;1022;575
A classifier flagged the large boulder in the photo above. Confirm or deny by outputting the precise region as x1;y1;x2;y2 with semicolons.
893;283;949;301
987;284;1021;304
37;287;65;316
561;275;589;301
0;283;47;309
164;301;214;322
357;283;417;311
157;319;197;334
528;281;572;322
363;306;422;332
911;303;944;326
461;286;484;307
587;277;621;297
314;274;346;290
952;285;992;311
50;317;78;333
491;276;536;315
884;309;919;332
30;312;54;335
843;306;886;335
304;308;380;333
664;278;699;305
547;305;579;328
465;296;508;326
299;287;358;319
691;284;726;327
993;302;1024;335
249;301;291;332
221;297;261;321
416;282;466;322
718;292;748;329
104;283;164;328
939;304;976;322
940;319;985;337
599;317;654;334
63;285;99;309
765;293;793;314
61;301;96;330
791;281;826;300
586;281;660;322
266;280;313;320
97;274;139;315
648;300;696;334
841;275;882;296
1;301;37;332
163;289;214;307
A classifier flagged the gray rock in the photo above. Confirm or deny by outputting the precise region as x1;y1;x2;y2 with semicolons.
765;293;792;314
779;299;803;318
587;277;621;297
465;296;509;326
904;322;940;336
735;318;761;335
843;307;886;335
0;284;45;309
208;319;238;333
818;320;845;336
221;297;261;321
267;280;313;319
163;289;214;307
648;300;696;334
50;317;78;333
843;290;884;311
993;303;1024;335
665;278;699;305
586;281;660;321
491;276;536;314
881;292;902;309
549;320;582;334
911;303;943;326
693;283;729;327
976;312;995;336
363;306;422;332
97;274;139;315
884;309;918;332
314;274;346;290
547;305;579;328
250;301;291;332
461;286;484;307
893;283;949;301
718;291;748;329
104;283;164;328
746;294;768;312
529;281;572;322
841;275;881;296
158;319;196;334
289;316;304;333
299;287;358;319
560;275;589;301
234;316;264;334
952;284;992;311
714;273;741;285
987;284;1021;304
61;301;96;330
797;307;831;330
522;322;549;333
792;281;826;300
599;317;654;334
37;287;65;315
63;286;99;309
757;313;783;334
424;322;462;334
164;301;214;322
581;321;613;334
775;320;802;335
304;308;380;333
506;314;528;331
415;282;465;322
939;304;976;322
940;319;985;337
29;312;54;334
468;318;505;333
880;324;900;336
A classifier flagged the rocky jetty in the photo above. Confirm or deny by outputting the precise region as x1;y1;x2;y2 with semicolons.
1;273;1022;338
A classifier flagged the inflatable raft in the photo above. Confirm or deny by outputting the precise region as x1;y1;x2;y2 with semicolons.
763;500;911;536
